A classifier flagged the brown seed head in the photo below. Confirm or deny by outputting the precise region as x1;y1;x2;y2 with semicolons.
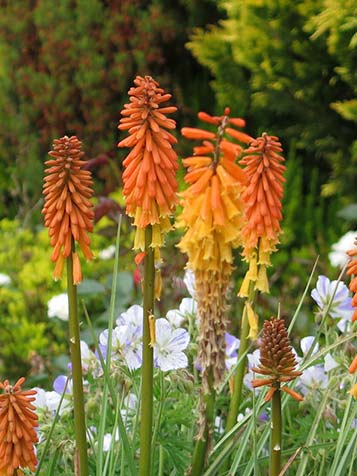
42;135;94;283
251;317;303;402
0;378;38;475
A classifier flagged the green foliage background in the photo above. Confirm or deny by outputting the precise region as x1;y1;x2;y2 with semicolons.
188;0;357;204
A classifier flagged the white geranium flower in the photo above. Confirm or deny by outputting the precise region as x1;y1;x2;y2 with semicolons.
324;353;339;372
329;231;357;268
183;269;196;298
300;336;319;357
166;298;197;328
297;365;328;396
47;293;69;321
80;341;100;375
33;387;70;416
100;323;142;371
0;273;11;286
116;304;143;330
98;245;116;260
154;318;190;371
244;349;261;391
311;275;353;320
102;429;120;451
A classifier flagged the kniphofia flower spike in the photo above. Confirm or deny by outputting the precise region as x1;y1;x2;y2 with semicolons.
346;237;357;394
0;378;38;476
239;133;286;297
118;75;178;251
251;318;303;402
42;136;94;284
178;108;248;392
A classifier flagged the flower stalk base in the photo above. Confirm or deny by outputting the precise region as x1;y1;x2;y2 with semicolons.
67;250;89;476
138;226;155;476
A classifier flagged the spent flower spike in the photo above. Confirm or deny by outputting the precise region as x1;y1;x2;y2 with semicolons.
42;135;94;284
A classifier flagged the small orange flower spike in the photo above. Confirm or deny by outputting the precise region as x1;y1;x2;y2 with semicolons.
0;378;39;476
118;75;178;251
42;136;94;283
251;318;303;402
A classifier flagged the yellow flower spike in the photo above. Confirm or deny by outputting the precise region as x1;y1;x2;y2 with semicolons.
154;270;162;301
256;265;270;293
349;383;357;399
177;108;247;395
134;227;146;251
151;224;163;248
246;302;259;340
246;255;258;281
149;314;156;347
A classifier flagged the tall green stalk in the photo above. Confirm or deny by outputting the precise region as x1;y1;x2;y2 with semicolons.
138;226;155;476
189;372;216;476
67;249;89;476
225;306;249;432
270;388;282;476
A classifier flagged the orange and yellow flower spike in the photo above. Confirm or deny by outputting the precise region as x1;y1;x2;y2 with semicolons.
118;75;178;252
238;133;286;296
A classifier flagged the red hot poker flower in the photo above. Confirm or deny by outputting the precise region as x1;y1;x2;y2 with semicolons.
0;378;38;476
42;136;94;283
118;75;178;251
239;133;286;296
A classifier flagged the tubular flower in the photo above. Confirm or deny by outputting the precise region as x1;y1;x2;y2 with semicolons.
347;237;357;322
251;318;303;402
177;108;248;393
42;136;94;284
239;133;286;296
347;236;357;381
0;378;38;476
118;75;178;252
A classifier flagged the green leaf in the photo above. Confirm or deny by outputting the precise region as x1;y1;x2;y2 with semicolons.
337;204;357;221
77;279;106;295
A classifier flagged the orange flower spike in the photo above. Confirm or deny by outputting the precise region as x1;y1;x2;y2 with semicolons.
238;133;286;296
346;237;357;323
0;378;38;476
181;127;216;140
42;136;94;284
118;75;178;251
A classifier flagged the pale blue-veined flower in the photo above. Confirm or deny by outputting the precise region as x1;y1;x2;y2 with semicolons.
154;318;190;371
311;275;353;330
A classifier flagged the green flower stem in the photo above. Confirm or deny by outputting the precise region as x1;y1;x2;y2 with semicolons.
189;372;216;476
138;226;155;476
270;388;282;476
225;305;250;432
67;250;88;476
